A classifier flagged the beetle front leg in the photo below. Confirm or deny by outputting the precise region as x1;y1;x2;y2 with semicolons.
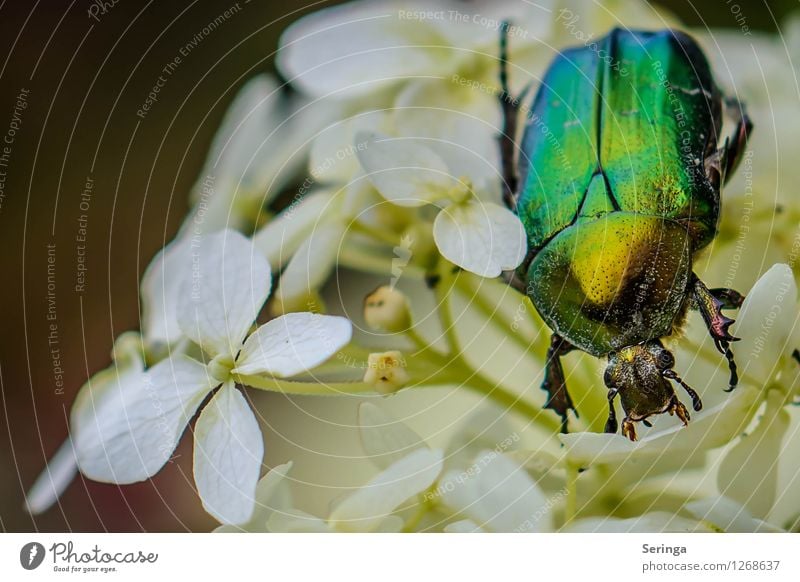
720;97;753;185
705;97;752;188
707;287;745;310
498;20;533;212
691;274;742;392
604;388;619;434
541;333;578;434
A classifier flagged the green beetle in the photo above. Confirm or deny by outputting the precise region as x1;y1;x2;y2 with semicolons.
498;25;752;440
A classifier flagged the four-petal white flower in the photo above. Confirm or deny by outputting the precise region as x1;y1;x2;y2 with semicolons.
356;130;526;277
72;230;352;524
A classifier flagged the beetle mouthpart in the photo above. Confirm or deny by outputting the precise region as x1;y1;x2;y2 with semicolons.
662;369;702;412
621;418;637;441
667;397;691;426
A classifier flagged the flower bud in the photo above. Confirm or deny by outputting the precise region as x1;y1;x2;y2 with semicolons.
363;286;411;332
363;351;410;395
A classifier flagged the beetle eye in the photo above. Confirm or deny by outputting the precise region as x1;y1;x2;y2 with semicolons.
657;350;675;369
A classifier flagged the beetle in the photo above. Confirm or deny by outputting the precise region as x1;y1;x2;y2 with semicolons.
498;24;752;440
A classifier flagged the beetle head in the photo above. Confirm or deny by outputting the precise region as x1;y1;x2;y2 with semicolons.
604;341;701;440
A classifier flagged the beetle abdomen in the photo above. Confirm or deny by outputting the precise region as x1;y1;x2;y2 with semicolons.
526;213;692;356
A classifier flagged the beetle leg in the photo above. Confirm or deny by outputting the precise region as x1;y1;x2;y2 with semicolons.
498;20;534;212
604;388;619;434
663;369;703;412
705;98;752;189
691;274;742;392
541;333;578;434
720;97;753;185
707;287;745;309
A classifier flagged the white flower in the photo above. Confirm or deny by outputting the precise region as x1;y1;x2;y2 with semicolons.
356;131;526;277
265;402;548;533
327;448;444;532
276;0;545;101
686;496;783;533
359;402;554;533
179;74;338;235
439;450;554;532
214;462;296;533
140;235;194;350
71;230;352;524
264;447;444;533
564;513;716;533
25;332;145;514
24;439;78;515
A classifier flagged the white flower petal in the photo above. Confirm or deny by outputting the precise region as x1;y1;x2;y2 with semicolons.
273;221;345;308
718;390;790;519
564;513;715;533
176;229;272;357
356;131;454;206
25;439;78;514
72;355;213;483
394;78;500;187
234;312;352;378
329;448;444;532
197;76;282;196
309;112;387;183
561;386;761;466
440;451;552;532
214;462;295;532
252;190;335;269
433;201;527;277
267;508;331;533
140;236;194;348
686;496;783;533
277;1;453;98
358;402;427;470
444;404;519;474
444;519;485;533
733;264;797;384
193;382;264;525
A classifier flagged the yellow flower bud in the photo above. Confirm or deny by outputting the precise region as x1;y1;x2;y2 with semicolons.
363;351;410;395
363;286;411;332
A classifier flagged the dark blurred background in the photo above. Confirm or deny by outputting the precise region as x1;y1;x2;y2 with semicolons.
0;0;796;532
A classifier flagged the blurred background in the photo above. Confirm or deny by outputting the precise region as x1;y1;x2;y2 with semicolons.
0;0;797;532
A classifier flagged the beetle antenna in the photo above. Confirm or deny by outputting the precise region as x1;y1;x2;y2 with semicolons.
663;369;702;412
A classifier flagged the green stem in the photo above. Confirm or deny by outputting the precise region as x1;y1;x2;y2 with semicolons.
351;220;400;246
405;327;447;360
465;371;561;432
236;374;374;395
455;273;544;356
433;260;561;433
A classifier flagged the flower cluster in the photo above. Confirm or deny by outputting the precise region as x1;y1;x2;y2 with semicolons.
27;0;800;532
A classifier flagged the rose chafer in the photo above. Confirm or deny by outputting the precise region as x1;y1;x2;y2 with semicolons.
499;25;752;440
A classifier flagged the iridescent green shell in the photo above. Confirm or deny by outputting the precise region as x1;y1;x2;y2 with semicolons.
518;29;723;356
